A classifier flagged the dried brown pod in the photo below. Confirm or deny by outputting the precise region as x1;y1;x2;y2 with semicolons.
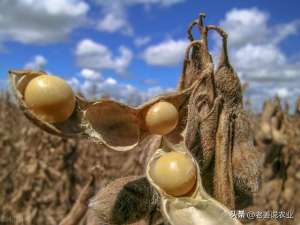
211;24;262;207
177;14;262;210
178;13;214;92
259;97;287;145
211;26;242;108
183;14;219;179
260;97;281;141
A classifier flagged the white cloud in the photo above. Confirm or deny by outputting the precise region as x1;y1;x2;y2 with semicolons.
142;39;188;66
105;77;118;85
144;86;171;98
114;46;133;73
233;44;285;70
221;8;300;49
24;55;47;70
67;77;80;90
218;8;300;110
275;88;289;99
0;0;89;44
272;20;300;44
80;69;102;80
220;8;269;49
220;8;300;83
67;74;172;106
97;3;133;36
95;0;185;36
75;39;133;74
95;0;185;7
244;82;300;112
134;36;151;47
97;13;133;35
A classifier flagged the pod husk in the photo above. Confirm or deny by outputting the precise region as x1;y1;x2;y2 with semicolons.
146;141;242;225
82;100;141;151
9;70;194;151
211;26;262;205
9;70;89;138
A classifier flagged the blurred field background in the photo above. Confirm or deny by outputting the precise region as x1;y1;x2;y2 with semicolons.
0;91;149;224
0;90;300;225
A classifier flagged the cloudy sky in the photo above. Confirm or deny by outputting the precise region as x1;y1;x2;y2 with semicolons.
0;0;300;110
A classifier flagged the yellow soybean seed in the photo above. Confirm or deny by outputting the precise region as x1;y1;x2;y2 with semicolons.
145;101;179;135
24;75;76;123
151;151;197;197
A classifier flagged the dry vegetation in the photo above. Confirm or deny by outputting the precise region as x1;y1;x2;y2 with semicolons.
0;92;300;225
0;92;153;225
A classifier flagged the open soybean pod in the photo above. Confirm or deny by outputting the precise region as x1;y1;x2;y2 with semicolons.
146;140;242;225
9;70;88;138
9;70;193;151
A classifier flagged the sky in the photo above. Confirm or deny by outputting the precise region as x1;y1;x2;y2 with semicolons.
0;0;300;111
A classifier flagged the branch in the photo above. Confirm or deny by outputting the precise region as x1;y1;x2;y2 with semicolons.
59;175;95;225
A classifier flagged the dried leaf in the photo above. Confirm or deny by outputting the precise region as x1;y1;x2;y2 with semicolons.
88;176;160;225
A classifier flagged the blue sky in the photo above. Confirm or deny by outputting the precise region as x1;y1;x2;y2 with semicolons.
0;0;300;110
